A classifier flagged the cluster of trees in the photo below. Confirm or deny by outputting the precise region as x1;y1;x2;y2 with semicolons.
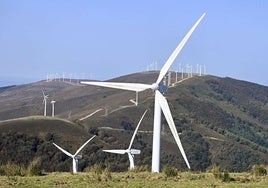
0;131;147;173
1;130;267;173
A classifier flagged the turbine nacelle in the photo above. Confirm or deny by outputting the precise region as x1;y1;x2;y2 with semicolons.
158;83;168;94
74;155;82;160
129;149;140;155
150;82;168;94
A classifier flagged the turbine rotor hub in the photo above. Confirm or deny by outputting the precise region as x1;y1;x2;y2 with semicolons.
151;83;159;90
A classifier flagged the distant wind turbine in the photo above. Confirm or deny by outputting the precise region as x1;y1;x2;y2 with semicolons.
42;90;49;116
81;13;205;172
129;91;139;106
103;110;147;170
51;100;56;117
53;135;96;173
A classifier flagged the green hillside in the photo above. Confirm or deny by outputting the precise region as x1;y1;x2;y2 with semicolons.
0;73;267;172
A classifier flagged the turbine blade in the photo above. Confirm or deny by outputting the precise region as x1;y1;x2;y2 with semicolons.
53;143;73;157
156;90;190;169
128;153;135;170
156;13;206;84
128;110;147;149
103;149;127;154
74;135;96;156
81;81;151;92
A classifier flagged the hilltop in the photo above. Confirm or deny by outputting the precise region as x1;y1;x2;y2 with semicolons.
0;72;267;172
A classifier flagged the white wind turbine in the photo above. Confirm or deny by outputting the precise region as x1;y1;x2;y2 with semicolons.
53;135;96;173
103;110;147;170
42;90;49;116
51;100;56;117
129;91;139;106
81;13;205;172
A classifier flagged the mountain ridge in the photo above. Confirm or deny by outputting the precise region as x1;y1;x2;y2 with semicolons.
0;72;267;172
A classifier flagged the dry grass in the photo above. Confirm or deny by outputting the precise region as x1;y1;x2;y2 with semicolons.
0;171;267;188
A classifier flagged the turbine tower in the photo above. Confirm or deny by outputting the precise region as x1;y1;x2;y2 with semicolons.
103;110;147;170
42;90;49;116
81;13;205;172
51;100;56;117
53;135;96;173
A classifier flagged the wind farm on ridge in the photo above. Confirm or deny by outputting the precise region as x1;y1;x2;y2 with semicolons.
0;11;268;187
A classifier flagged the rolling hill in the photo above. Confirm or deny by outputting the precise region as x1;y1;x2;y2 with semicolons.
0;72;267;172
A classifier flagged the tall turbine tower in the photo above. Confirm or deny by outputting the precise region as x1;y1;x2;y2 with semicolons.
53;135;96;173
81;14;205;172
42;91;49;116
51;100;56;117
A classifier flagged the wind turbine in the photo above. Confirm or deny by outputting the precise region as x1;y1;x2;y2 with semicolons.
51;100;56;117
53;135;96;173
103;110;147;170
129;91;139;106
81;13;205;172
42;90;49;116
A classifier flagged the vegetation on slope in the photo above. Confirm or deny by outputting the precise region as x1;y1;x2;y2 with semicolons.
0;170;267;188
0;74;267;173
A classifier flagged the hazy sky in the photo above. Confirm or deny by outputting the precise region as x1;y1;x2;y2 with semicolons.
1;0;268;86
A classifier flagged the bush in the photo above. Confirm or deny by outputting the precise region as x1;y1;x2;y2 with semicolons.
0;163;26;176
210;166;222;179
89;164;103;181
222;170;231;182
90;164;103;175
132;165;150;172
253;165;267;176
210;166;233;182
101;167;112;181
27;158;42;176
0;166;5;176
163;166;178;177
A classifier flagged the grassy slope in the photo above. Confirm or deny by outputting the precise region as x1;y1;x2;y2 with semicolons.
0;172;267;188
0;116;88;142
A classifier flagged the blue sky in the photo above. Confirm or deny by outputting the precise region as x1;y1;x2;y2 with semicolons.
1;0;268;86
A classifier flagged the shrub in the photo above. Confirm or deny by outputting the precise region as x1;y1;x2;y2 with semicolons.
222;170;231;182
132;165;150;172
90;164;103;175
210;166;233;182
89;164;103;181
0;163;26;176
210;166;222;179
0;166;5;176
253;165;267;176
27;158;42;176
163;166;178;177
101;167;112;181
